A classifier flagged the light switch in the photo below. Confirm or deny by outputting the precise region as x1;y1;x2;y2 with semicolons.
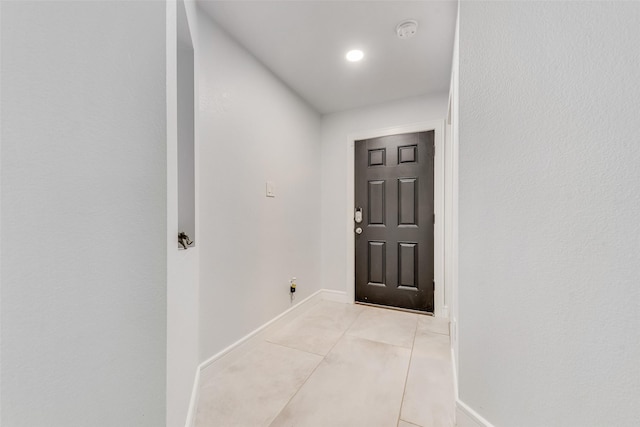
266;181;275;198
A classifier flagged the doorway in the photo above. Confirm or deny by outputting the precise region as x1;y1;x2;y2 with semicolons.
346;121;445;316
354;131;435;312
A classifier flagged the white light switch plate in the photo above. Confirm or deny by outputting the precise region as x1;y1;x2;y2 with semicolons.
266;181;275;198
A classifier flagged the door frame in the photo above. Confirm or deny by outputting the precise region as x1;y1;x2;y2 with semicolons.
346;120;446;317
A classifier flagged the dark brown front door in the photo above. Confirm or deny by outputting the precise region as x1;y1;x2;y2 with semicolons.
354;131;434;312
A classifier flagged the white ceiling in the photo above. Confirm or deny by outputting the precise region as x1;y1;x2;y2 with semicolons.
198;1;457;114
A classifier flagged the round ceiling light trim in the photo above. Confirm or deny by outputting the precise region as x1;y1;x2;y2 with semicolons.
396;20;419;39
346;49;364;62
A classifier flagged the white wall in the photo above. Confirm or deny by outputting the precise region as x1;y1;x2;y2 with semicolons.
320;95;448;295
458;2;640;426
1;2;167;426
197;12;322;360
167;1;200;426
177;15;196;241
448;0;460;389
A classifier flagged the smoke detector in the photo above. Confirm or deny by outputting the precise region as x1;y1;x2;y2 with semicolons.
396;20;419;39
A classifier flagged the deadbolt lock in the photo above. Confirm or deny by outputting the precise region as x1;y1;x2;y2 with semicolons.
354;207;363;223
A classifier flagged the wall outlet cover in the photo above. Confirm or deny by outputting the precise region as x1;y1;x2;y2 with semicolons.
266;181;275;197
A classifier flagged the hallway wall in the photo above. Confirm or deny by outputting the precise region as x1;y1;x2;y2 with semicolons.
320;95;448;296
458;2;640;426
167;1;200;427
197;12;322;361
1;2;167;426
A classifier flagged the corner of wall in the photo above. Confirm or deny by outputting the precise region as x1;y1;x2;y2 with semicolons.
456;400;496;427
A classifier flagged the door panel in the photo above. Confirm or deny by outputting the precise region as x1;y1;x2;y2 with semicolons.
368;181;386;225
368;242;386;285
355;131;434;312
398;178;417;225
398;242;418;288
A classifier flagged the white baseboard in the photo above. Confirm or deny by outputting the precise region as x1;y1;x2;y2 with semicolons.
451;347;458;402
453;342;495;427
183;289;349;427
442;305;450;319
198;289;326;372
456;399;496;427
320;289;349;303
184;368;200;427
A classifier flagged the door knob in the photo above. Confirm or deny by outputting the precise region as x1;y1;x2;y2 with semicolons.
355;227;363;235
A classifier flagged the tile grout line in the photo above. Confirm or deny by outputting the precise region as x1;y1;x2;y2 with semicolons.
265;303;368;357
266;305;367;427
398;420;423;427
397;315;420;427
341;333;414;351
264;338;328;358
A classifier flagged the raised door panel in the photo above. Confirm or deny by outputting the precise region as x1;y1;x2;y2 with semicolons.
398;178;418;226
398;243;418;289
368;180;386;226
368;242;386;285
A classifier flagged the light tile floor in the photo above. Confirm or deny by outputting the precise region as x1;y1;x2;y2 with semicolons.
195;301;455;427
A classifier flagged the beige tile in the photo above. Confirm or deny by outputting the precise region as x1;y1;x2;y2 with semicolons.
401;358;455;427
270;335;411;427
266;301;363;355
346;306;418;348
413;329;451;361
398;420;422;427
195;341;322;427
417;315;450;336
401;333;455;427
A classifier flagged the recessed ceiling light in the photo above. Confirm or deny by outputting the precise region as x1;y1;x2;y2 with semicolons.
346;49;364;62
